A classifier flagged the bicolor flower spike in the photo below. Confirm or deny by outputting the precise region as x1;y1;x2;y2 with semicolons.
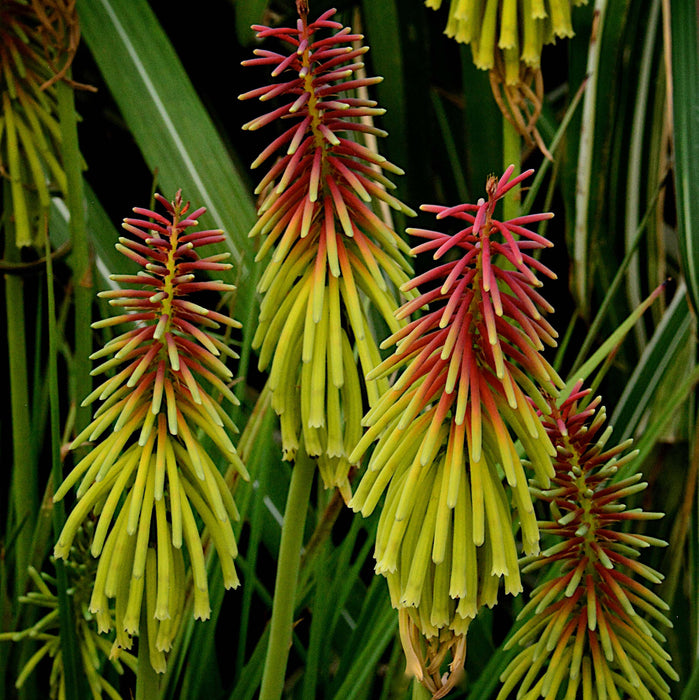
499;382;677;700
349;168;561;691
239;3;415;497
0;0;91;247
53;192;248;671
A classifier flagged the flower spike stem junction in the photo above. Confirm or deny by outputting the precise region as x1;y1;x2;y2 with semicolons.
259;445;315;700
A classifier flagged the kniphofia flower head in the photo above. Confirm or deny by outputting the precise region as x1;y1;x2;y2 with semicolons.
499;382;677;699
0;0;92;247
349;167;562;694
240;3;415;496
425;0;588;153
53;192;248;671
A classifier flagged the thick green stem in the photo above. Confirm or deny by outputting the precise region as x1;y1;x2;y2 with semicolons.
57;79;92;433
502;116;521;221
258;446;315;700
3;185;39;700
3;190;35;597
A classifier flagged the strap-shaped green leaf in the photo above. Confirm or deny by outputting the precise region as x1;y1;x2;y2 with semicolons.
612;283;693;442
671;0;699;315
78;0;256;293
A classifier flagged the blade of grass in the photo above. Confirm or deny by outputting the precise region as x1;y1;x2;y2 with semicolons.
632;362;699;472
681;661;699;700
624;0;661;349
78;0;256;303
521;78;588;216
502;118;520;220
669;0;699;314
50;183;134;292
323;519;378;654
660;414;698;609
301;542;331;700
571;0;632;324
0;553;7;700
430;88;469;202
226;624;270;700
553;310;581;373
562;282;666;401
570;173;668;374
460;46;502;200
573;0;607;316
611;283;692;442
646;52;669;307
330;575;397;700
235;406;276;679
301;512;378;697
359;0;411;205
378;636;410;700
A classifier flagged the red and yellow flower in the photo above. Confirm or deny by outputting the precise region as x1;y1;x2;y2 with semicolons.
499;382;677;699
54;192;246;671
240;4;416;497
350;168;561;694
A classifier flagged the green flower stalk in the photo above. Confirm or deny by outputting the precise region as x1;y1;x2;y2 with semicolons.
349;168;561;694
239;3;415;498
0;525;136;700
0;0;91;247
425;0;588;151
53;192;248;671
498;382;678;700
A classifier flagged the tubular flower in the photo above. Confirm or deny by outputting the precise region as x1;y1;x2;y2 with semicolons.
424;0;587;153
499;382;677;700
0;525;136;699
53;192;248;671
0;0;91;247
239;3;416;498
349;167;561;693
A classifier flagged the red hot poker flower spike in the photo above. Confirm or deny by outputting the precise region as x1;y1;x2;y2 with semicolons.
349;169;562;690
499;382;677;700
240;7;416;496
